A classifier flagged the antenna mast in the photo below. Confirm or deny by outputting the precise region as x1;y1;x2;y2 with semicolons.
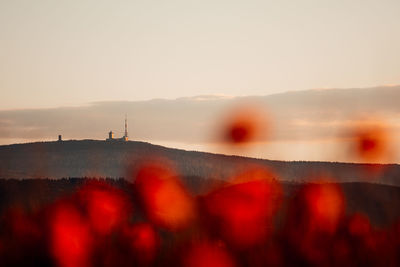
124;114;128;138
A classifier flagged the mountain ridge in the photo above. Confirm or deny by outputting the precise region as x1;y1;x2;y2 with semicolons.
1;140;399;186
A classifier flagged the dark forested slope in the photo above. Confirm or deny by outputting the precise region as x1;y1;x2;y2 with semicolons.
0;140;399;186
0;178;399;227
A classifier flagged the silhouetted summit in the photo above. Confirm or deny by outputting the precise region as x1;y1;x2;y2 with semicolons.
0;140;400;186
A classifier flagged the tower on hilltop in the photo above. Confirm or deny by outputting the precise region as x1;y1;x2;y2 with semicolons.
123;114;128;141
106;115;128;142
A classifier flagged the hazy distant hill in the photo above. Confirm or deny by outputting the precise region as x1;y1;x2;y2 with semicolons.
0;140;400;186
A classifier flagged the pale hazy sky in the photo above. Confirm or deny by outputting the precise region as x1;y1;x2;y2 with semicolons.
1;0;400;109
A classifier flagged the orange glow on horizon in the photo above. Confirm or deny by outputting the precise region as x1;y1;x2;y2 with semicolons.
217;103;270;148
347;120;392;164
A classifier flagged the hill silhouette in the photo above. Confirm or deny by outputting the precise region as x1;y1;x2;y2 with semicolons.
0;140;400;186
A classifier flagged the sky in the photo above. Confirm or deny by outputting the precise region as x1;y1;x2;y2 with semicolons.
1;1;400;163
1;0;400;109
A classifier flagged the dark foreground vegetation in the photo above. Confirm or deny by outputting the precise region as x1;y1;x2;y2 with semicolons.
1;170;400;267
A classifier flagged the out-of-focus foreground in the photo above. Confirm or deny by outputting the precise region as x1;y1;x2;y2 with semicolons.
1;173;400;266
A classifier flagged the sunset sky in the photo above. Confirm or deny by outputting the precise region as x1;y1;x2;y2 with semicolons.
1;0;400;162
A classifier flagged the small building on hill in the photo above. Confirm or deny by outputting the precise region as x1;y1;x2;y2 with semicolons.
106;116;129;142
